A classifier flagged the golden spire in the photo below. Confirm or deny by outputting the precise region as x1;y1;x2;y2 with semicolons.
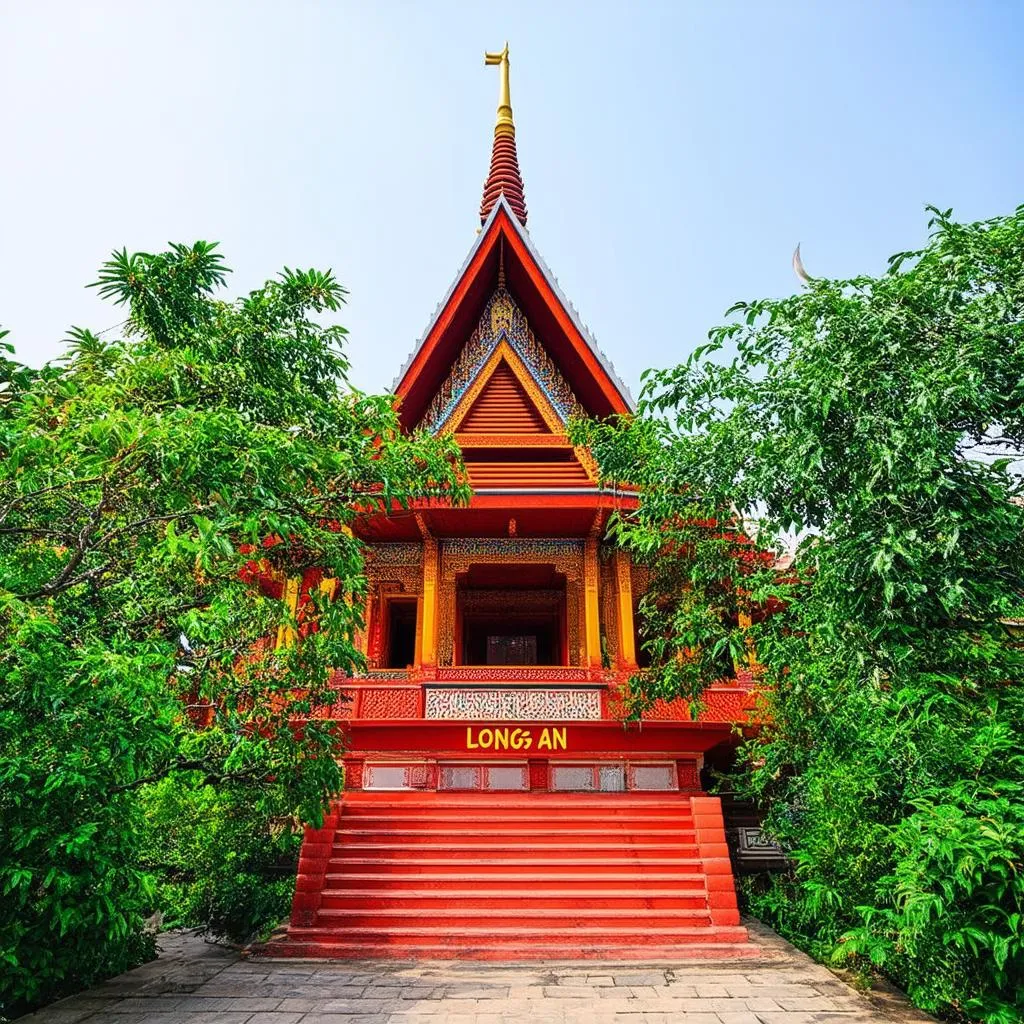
479;42;527;225
485;42;515;137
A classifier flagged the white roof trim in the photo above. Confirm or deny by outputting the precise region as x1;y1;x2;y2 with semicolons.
393;195;635;412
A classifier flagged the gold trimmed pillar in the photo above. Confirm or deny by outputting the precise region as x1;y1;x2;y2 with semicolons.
584;538;602;669
613;549;636;668
737;609;759;672
276;575;300;649
356;589;375;661
419;536;439;669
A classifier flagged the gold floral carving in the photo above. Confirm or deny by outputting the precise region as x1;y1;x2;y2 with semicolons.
490;291;514;336
614;547;637;667
434;539;587;668
599;556;619;664
418;286;582;434
458;588;563;613
437;584;457;667
366;564;422;595
440;539;585;584
583;537;601;667
566;582;582;665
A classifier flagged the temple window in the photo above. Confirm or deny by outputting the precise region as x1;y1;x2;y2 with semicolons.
384;598;417;669
454;564;568;666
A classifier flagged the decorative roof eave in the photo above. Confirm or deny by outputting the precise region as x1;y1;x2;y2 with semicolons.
393;196;635;417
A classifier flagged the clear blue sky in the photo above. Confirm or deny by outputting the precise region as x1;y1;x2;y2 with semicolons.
1;1;1021;396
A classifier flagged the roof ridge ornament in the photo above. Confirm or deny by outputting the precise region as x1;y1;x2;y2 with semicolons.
480;44;528;225
485;42;515;138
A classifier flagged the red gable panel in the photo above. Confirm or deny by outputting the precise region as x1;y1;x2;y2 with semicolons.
395;201;632;431
457;361;549;435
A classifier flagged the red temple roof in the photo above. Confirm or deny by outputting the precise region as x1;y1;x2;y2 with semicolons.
393;199;633;430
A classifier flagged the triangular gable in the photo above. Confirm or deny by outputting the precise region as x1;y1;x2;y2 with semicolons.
421;290;574;434
458;361;547;434
452;348;556;435
442;340;598;489
395;197;634;431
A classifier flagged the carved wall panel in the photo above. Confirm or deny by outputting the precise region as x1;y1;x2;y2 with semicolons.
583;538;601;667
458;588;563;614
676;761;701;792
358;687;420;719
628;763;677;791
435;666;592;682
418;287;582;434
437;582;457;668
638;687;756;724
366;564;422;595
424;687;602;720
366;543;423;568
440;538;585;580
630;561;652;600
566;582;582;666
599;553;618;666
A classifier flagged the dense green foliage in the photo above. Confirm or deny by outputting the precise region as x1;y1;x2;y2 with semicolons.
575;207;1024;1023
0;244;466;1016
137;778;301;942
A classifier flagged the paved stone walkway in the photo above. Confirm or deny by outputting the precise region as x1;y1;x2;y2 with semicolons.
21;920;933;1024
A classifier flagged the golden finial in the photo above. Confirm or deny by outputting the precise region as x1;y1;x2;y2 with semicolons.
484;42;515;137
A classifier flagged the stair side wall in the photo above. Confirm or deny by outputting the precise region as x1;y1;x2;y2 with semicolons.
691;795;741;926
288;805;340;928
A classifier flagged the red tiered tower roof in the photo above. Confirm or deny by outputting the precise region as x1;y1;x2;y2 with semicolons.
480;131;527;225
479;43;527;225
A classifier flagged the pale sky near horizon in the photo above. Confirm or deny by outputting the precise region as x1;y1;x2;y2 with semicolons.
1;1;1021;397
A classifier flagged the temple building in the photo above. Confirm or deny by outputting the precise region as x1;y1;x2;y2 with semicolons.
268;46;757;960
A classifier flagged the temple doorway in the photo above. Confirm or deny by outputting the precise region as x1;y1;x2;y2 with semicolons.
455;564;567;666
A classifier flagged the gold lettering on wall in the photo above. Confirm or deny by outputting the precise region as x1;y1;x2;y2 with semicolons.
465;726;567;750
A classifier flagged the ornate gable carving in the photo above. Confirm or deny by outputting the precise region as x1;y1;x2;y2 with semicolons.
418;287;582;434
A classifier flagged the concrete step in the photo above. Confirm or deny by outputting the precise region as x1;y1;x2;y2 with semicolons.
273;791;747;961
282;924;750;946
331;841;701;858
257;939;760;961
326;856;708;875
336;826;698;841
321;871;710;891
318;889;710;911
339;814;695;830
314;907;715;928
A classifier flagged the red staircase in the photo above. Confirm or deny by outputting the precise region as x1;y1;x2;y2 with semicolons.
263;791;752;960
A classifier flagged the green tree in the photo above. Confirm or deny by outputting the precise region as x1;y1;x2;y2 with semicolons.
575;206;1024;1023
0;242;467;1015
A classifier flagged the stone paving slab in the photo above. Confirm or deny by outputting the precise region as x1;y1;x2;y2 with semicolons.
19;920;934;1024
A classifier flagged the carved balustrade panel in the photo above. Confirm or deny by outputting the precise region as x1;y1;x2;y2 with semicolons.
424;687;602;720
